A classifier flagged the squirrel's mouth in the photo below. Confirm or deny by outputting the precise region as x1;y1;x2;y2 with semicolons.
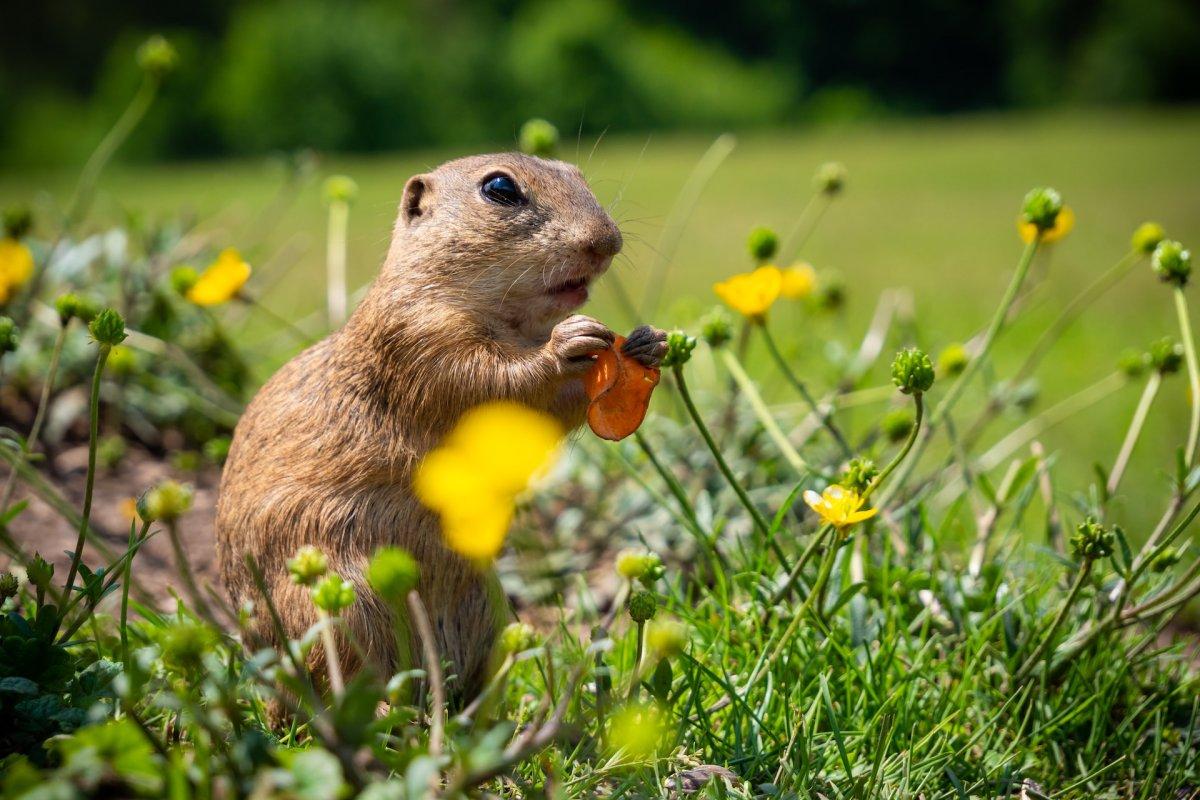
547;275;591;307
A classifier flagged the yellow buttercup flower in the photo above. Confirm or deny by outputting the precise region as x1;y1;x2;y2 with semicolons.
803;484;878;530
1017;205;1074;244
187;248;251;306
0;238;35;304
713;265;782;318
414;402;563;565
780;262;817;300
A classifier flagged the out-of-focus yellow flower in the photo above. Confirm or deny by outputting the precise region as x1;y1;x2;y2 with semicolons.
606;702;669;760
780;262;817;300
803;484;878;530
187;248;251;306
713;265;782;318
120;497;141;523
415;402;562;565
0;238;35;304
1017;205;1074;244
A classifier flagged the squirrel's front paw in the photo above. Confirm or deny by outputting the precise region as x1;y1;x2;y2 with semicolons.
621;325;669;369
550;314;615;374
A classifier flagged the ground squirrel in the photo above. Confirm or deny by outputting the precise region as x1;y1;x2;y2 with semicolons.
215;153;666;697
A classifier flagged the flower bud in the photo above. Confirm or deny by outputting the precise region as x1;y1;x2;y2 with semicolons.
615;549;663;584
519;118;559;158
700;308;734;349
661;330;697;368
1117;348;1149;379
937;343;969;377
891;348;935;395
813;161;846;196
138;480;194;523
1131;222;1166;255
323;175;358;205
170;265;199;295
627;589;658;623
1151;240;1191;288
1149;337;1184;375
840;457;878;494
746;226;779;263
881;408;914;443
0;572;18;601
1070;517;1114;561
311;574;356;615
1150;547;1181;573
498;621;541;654
814;271;845;312
26;553;53;590
367;546;419;600
2;205;32;240
204;436;231;464
0;316;19;355
288;545;329;586
89;308;127;347
645;617;687;658
1021;187;1064;232
54;293;97;325
136;35;178;78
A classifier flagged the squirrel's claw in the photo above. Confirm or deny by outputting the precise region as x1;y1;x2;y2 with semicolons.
621;325;669;369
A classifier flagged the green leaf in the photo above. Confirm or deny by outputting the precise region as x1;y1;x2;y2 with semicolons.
649;658;674;706
283;748;346;800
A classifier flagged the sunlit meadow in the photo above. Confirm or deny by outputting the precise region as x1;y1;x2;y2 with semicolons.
1;36;1199;799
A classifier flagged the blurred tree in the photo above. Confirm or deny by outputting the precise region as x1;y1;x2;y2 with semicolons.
1;0;1197;163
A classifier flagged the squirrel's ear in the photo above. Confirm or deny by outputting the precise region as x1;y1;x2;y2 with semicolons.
401;175;431;225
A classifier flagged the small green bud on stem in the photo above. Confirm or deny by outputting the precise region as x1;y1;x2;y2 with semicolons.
746;226;779;262
891;348;935;395
519;118;559;158
662;331;697;368
1152;240;1191;288
1021;187;1064;232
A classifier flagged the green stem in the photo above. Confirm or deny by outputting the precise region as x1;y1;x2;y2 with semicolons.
718;348;809;473
0;322;68;511
878;240;1041;506
640;133;737;319
672;365;792;571
758;320;851;456
167;519;213;622
865;393;924;502
780;192;832;264
66;76;160;229
326;199;350;328
121;520;152;664
632;430;722;572
1012;250;1138;385
238;294;313;345
1017;560;1091;679
317;609;346;698
1107;371;1162;497
1174;288;1200;467
63;344;110;599
628;620;645;701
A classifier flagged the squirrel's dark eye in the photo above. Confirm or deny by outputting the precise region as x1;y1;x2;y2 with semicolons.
480;173;526;207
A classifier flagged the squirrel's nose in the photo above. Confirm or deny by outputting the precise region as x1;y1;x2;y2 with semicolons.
583;222;623;260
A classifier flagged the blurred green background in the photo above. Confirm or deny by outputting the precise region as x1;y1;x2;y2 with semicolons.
2;1;1199;534
3;0;1199;165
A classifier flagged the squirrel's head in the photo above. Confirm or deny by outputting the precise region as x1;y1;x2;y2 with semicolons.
390;153;622;328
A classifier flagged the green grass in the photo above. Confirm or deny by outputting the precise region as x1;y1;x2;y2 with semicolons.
4;109;1200;798
4;108;1198;537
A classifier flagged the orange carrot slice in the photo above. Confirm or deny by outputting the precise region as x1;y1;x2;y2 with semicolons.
584;334;661;441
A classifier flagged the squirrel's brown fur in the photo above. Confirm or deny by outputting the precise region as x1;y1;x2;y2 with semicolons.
216;153;665;697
